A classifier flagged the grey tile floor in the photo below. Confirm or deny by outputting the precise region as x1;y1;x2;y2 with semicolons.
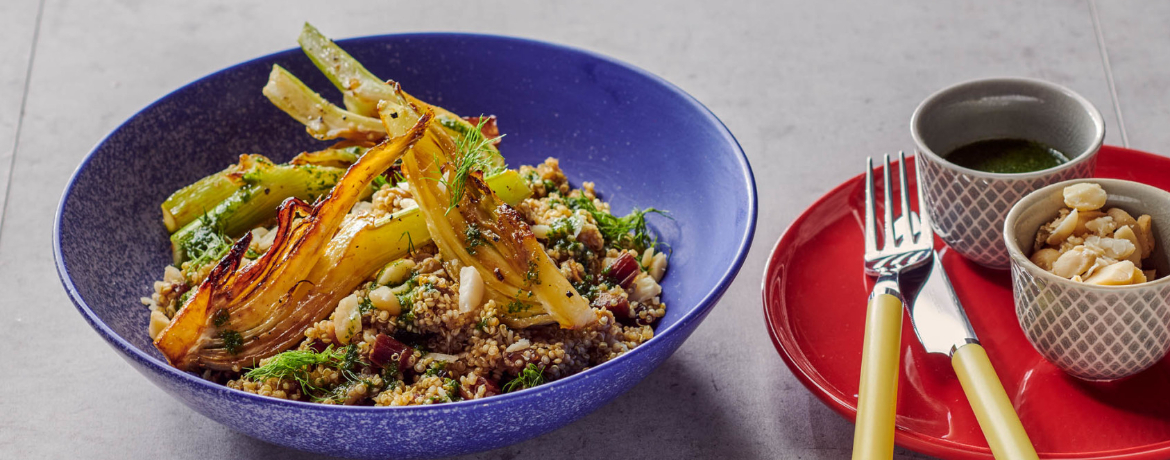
1;0;1165;458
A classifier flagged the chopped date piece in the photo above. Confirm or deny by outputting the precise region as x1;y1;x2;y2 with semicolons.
482;377;501;395
605;252;639;288
462;115;501;146
308;339;331;353
369;334;414;372
459;376;501;400
172;282;191;297
592;292;632;320
593;291;659;326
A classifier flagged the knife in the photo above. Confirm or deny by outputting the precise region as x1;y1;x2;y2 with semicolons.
904;252;1039;460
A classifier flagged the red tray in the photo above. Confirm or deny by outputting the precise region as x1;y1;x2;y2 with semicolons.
763;146;1170;459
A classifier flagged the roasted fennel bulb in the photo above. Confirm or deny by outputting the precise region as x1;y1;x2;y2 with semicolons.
388;106;596;329
154;115;429;371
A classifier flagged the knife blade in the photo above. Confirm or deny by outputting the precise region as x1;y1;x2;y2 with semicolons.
905;251;978;356
900;249;1038;460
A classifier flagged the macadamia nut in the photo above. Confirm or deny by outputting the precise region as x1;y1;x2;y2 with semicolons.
1063;183;1108;211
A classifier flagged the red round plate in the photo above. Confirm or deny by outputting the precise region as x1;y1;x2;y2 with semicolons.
763;146;1170;459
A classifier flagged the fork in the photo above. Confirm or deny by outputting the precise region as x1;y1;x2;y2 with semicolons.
852;152;934;460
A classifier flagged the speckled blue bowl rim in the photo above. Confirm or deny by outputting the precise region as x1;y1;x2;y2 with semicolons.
53;32;757;417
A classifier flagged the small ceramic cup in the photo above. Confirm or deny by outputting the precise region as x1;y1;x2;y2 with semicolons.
1005;178;1170;381
912;77;1105;269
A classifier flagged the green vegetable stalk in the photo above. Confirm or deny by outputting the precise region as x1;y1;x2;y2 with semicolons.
297;22;390;117
161;167;244;233
296;23;506;171
170;158;347;264
163;147;374;234
262;64;386;142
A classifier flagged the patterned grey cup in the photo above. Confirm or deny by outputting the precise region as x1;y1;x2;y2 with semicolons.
1005;178;1170;381
1010;259;1170;380
917;153;1097;268
912;77;1105;269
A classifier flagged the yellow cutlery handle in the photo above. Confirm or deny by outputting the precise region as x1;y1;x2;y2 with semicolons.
952;344;1038;460
852;293;903;460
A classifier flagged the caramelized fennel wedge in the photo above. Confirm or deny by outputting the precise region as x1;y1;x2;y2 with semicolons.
394;114;595;329
154;115;430;371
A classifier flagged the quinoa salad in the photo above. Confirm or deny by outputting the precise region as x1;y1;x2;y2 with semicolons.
141;24;669;406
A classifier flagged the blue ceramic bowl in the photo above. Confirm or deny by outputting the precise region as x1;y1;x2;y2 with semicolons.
54;33;756;459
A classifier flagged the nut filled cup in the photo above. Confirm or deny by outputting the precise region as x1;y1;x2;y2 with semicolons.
912;77;1106;269
1005;179;1170;380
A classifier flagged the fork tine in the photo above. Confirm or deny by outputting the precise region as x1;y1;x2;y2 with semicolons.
912;155;934;244
864;157;878;254
882;154;895;247
897;151;915;242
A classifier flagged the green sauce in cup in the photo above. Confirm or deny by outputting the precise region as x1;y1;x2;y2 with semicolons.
945;138;1068;174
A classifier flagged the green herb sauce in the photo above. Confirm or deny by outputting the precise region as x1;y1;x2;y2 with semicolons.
944;138;1068;174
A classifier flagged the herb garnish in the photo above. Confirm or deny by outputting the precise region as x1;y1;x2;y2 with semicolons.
503;363;545;392
212;308;230;327
401;232;416;257
439;116;505;214
180;213;233;270
424;360;448;378
524;261;540;286
396;293;417;325
176;289;194;311
341;342;361;373
382;362;400;383
572;274;601;302
395;287;416;320
220;330;243;355
505;299;532;314
546;216;582;241
443;378;463;402
464;223;487;254
560;196;668;252
244;344;362;401
358;295;375;314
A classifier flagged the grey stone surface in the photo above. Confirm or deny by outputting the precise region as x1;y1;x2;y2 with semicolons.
0;0;41;228
1095;0;1170;154
0;0;1140;459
